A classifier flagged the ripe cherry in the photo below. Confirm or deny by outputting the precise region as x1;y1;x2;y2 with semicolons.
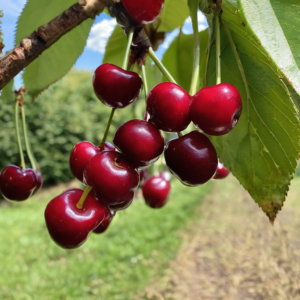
44;189;106;249
113;119;164;168
0;165;37;201
70;141;115;183
122;0;165;24
213;161;230;179
190;83;242;136
142;175;171;209
83;151;139;205
109;198;133;211
93;208;116;234
147;82;192;132
93;64;143;108
139;169;148;185
164;131;218;186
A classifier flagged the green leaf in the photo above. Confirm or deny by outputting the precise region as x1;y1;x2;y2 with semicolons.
162;29;209;91
102;25;127;68
206;0;300;221
15;0;94;98
238;0;300;96
0;79;14;102
153;0;190;32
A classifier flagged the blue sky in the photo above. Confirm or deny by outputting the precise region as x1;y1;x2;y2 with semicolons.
1;1;208;88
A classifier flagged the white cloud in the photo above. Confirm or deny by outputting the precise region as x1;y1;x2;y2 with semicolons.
1;0;27;17
182;10;208;34
161;29;180;49
86;18;117;54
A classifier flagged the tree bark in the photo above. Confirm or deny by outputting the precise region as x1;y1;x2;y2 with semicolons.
0;0;108;90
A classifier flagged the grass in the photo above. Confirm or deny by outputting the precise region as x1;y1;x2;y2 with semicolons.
0;180;211;300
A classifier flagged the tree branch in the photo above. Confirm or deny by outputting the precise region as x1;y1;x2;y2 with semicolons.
0;0;108;90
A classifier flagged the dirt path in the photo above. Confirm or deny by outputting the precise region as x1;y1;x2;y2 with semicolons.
140;176;300;300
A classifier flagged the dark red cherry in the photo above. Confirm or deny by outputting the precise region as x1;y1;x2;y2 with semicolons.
109;198;133;211
142;176;171;209
190;83;242;136
213;161;230;179
93;64;143;108
0;165;37;201
44;189;106;249
83;151;139;205
93;208;116;234
34;170;43;194
70;141;115;183
164;131;218;186
139;169;148;185
122;0;164;24
113;119;164;168
147;82;192;132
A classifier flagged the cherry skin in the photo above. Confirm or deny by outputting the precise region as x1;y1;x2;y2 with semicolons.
147;82;192;132
142;176;171;209
164;131;218;186
109;198;133;212
139;169;148;185
0;165;37;201
93;64;143;108
44;189;107;249
213;161;230;179
83;151;140;205
122;0;164;24
113;119;164;168
190;83;242;136
34;170;43;194
93;208;116;234
70;141;115;183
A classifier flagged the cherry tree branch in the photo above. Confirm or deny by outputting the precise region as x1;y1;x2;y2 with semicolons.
0;0;108;90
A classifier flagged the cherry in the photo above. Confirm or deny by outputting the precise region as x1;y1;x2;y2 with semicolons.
69;141;115;182
113;119;164;168
44;189;107;249
34;170;43;194
164;131;218;186
213;161;230;179
0;165;37;201
83;151;140;205
122;0;164;24
109;198;133;211
190;83;242;136
142;175;171;209
93;208;116;234
93;64;143;108
147;82;192;132
139;169;148;185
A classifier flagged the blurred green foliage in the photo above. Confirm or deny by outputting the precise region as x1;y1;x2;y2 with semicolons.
0;69;135;185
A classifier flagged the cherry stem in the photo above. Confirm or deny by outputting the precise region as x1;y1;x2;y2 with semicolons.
215;15;221;85
76;186;93;210
148;48;177;84
122;27;135;70
99;108;116;148
177;132;183;137
141;64;149;98
20;105;37;170
188;0;200;96
15;101;26;169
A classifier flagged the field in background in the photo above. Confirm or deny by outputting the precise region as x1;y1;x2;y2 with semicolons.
0;180;210;300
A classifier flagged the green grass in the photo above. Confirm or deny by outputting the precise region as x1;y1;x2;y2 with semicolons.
0;181;211;300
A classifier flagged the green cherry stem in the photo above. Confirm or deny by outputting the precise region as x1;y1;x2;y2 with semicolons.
215;15;221;85
141;64;149;98
76;186;93;210
15;100;26;169
99;108;116;148
21;105;37;170
99;27;135;148
188;0;200;96
122;27;135;70
177;132;183;137
148;48;177;84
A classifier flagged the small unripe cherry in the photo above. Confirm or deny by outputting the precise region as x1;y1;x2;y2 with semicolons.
190;83;242;136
